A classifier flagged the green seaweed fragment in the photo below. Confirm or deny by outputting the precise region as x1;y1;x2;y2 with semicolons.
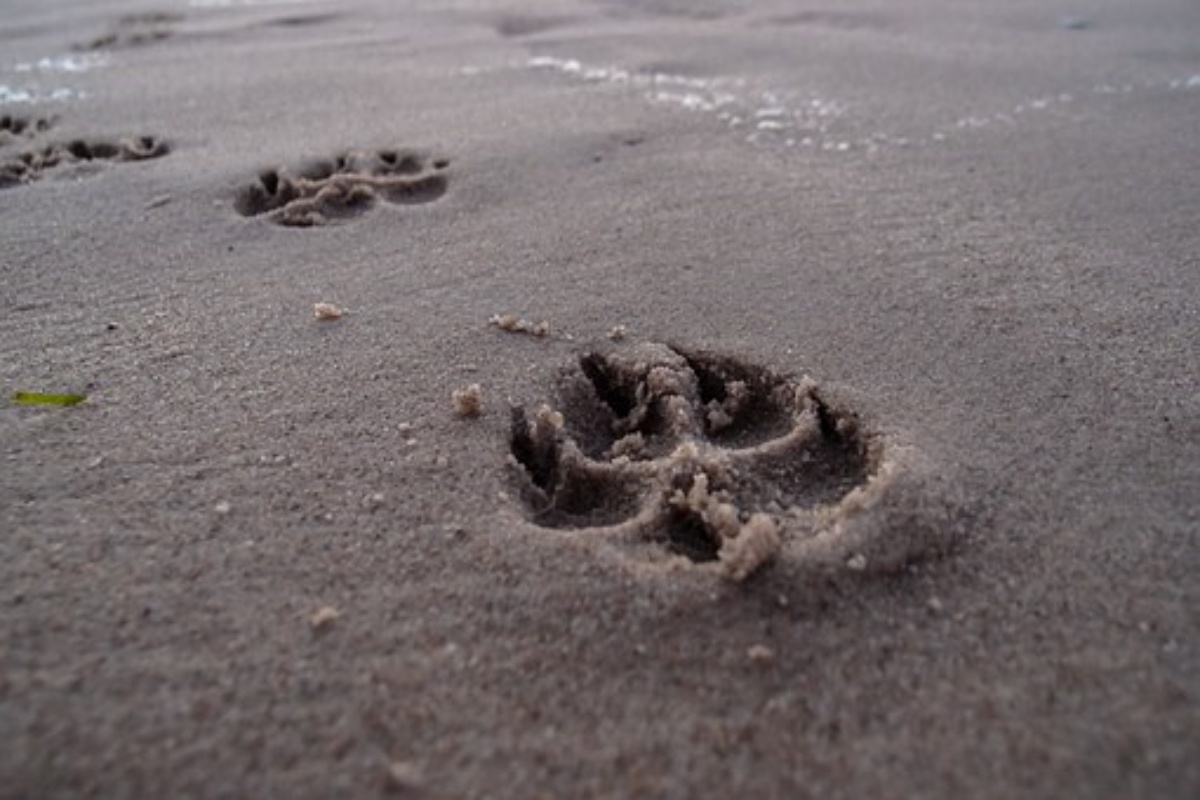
12;391;87;407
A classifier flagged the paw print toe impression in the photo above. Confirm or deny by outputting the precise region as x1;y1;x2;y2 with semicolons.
509;343;883;581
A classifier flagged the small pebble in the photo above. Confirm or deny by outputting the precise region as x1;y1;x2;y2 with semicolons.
747;644;776;665
490;313;520;331
846;553;867;571
489;313;551;338
310;606;340;631
313;302;343;321
383;761;423;792
214;501;232;516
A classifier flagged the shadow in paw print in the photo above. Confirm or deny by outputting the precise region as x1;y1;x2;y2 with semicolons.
509;342;887;580
0;136;169;190
509;406;649;530
673;347;797;447
234;149;449;227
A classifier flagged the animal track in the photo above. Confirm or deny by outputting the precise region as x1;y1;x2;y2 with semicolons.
509;343;895;580
0;136;169;190
0;115;55;145
234;149;450;227
74;12;182;51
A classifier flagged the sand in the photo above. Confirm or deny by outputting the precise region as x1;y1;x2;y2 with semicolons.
1;0;1198;797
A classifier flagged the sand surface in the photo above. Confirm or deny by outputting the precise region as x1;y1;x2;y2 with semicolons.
2;0;1198;797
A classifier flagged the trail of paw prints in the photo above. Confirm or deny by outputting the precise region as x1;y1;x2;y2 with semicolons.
509;343;953;581
0;136;169;190
74;12;183;51
234;148;450;227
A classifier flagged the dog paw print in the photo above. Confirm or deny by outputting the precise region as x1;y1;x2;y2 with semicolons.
233;149;450;227
508;343;887;580
0;115;55;145
0;135;169;190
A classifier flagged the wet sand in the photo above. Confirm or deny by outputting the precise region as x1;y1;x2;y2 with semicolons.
2;0;1198;797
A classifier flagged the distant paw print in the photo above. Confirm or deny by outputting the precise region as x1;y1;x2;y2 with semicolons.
0;114;55;144
0;135;169;190
74;12;182;51
508;343;877;580
233;148;449;227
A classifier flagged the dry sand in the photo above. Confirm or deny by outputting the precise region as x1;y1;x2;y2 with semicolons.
2;0;1198;797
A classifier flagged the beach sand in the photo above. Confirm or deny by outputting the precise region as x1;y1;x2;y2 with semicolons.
1;0;1197;797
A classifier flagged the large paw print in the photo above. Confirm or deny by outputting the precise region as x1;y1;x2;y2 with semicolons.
233;148;450;227
508;343;883;580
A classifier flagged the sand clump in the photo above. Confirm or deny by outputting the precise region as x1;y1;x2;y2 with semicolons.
703;379;750;433
747;644;776;666
667;466;783;581
719;513;782;581
383;761;423;793
313;302;343;321
309;606;340;631
489;313;550;338
452;384;485;417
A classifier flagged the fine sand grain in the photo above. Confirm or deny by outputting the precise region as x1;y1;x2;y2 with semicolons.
2;0;1198;798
